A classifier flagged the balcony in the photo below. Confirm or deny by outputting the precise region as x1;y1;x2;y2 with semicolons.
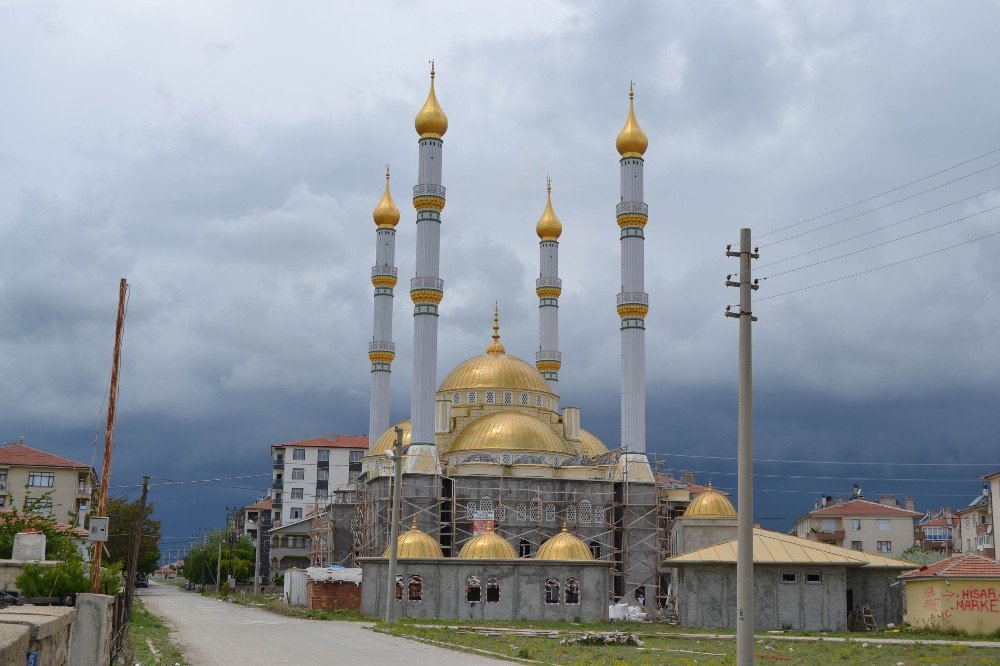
76;483;92;497
272;481;282;490
813;530;845;543
0;481;7;493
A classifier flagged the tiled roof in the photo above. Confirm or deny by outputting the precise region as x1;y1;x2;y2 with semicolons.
271;435;368;450
919;515;959;528
983;470;1000;481
0;443;90;469
807;498;922;518
245;498;271;511
900;553;1000;579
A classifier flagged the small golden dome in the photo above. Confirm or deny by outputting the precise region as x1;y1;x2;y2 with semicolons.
578;429;609;458
615;82;648;158
535;177;562;241
372;165;400;228
383;518;444;558
537;522;594;560
414;61;448;139
458;524;517;559
449;411;576;456
683;482;737;519
369;420;411;457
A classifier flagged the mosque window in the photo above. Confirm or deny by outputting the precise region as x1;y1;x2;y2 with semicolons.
565;578;581;604
545;504;556;522
480;497;493;513
567;505;577;525
515;503;527;520
530;500;541;522
453;393;461;404
408;576;423;601
466;502;476;519
466;575;482;602
520;393;529;405
589;540;602;559
395;575;403;600
580;500;592;523
535;395;542;407
468;392;477;403
500;453;512;466
544;578;561;604
485;391;496;404
519;539;532;557
497;504;507;522
503;391;513;404
486;577;501;603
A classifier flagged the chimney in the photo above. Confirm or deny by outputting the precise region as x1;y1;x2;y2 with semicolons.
680;472;696;486
904;496;915;512
561;407;581;441
852;484;861;499
880;495;897;507
815;499;822;510
835;497;844;507
984;484;991;498
944;507;952;521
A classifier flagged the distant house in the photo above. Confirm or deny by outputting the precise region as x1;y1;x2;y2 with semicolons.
917;508;961;554
985;471;1000;561
794;485;921;556
0;442;96;525
900;553;1000;634
955;487;993;558
268;512;315;575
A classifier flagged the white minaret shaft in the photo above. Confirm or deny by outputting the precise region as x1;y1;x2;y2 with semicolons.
410;63;448;447
616;83;649;453
368;166;400;448
535;177;563;391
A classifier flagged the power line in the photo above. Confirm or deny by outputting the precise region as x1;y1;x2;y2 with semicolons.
667;468;983;483
666;452;999;467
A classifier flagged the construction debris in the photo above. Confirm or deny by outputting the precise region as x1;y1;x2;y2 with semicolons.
561;631;644;647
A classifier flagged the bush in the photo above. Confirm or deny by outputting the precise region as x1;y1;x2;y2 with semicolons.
15;554;122;597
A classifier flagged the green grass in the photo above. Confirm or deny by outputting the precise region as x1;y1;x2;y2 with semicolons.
200;590;363;621
124;596;188;665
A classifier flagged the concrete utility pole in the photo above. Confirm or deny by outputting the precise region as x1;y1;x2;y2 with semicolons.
384;426;404;625
216;531;223;594
124;475;150;620
253;515;262;596
726;228;758;666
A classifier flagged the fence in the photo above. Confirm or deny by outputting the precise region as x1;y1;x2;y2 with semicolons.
110;592;128;661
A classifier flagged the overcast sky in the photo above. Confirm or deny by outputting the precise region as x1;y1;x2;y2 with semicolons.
2;1;999;547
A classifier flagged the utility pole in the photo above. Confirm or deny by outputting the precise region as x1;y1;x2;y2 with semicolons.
384;426;404;625
726;228;758;666
216;530;223;594
253;516;262;596
123;475;150;620
90;278;128;594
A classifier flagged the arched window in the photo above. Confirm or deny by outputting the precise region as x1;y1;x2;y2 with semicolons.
466;575;482;602
480;497;493;513
580;500;592;524
466;502;476;519
545;504;556;522
408;575;423;601
544;578;561;604
395;574;403;600
515;503;527;520
565;578;580;604
567;505;577;525
497;504;506;522
529;500;541;522
486;577;501;603
519;539;532;558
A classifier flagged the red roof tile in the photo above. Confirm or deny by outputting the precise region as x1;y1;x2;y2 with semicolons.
245;498;272;511
809;498;922;518
0;443;90;469
271;435;368;450
900;553;1000;579
920;515;959;528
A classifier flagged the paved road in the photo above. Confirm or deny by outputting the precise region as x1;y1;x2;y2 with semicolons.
139;582;510;665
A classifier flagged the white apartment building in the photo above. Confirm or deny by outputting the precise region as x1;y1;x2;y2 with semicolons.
270;435;367;527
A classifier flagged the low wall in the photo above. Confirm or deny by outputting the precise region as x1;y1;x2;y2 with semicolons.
307;580;361;610
0;560;61;593
0;605;75;664
904;578;1000;634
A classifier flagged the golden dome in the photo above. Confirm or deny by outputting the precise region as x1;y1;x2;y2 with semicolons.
458;525;517;559
372;165;400;228
683;482;737;519
449;411;576;456
437;312;554;397
578;429;609;457
369;420;411;457
383;518;444;558
537;522;594;560
414;61;448;139
615;82;648;158
535;177;562;241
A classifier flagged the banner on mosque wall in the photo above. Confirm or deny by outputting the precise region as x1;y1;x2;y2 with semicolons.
472;511;495;535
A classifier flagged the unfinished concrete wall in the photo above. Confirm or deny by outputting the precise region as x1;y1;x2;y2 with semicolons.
672;519;738;555
69;593;113;666
360;558;610;622
846;569;905;626
0;605;76;664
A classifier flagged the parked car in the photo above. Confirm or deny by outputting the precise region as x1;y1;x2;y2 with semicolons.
135;573;149;588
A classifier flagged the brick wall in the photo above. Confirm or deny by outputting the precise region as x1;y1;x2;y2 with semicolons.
307;580;361;611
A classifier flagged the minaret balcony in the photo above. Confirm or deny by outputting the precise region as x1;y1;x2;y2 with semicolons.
616;202;648;216
535;351;562;363
369;341;396;353
535;277;563;290
413;183;446;198
371;265;398;278
411;277;444;292
617;292;649;306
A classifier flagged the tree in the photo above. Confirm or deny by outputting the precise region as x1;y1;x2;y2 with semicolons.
901;543;945;566
182;531;254;586
105;496;162;575
0;504;77;561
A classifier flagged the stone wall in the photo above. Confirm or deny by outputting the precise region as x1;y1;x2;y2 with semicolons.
0;605;75;665
846;568;905;626
307;580;361;610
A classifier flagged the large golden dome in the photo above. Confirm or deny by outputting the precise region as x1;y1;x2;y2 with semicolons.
414;62;448;139
537;523;594;560
383;519;443;558
615;82;648;158
449;411;576;456
578;429;609;457
458;525;517;559
369;419;411;457
535;178;562;241
683;483;737;519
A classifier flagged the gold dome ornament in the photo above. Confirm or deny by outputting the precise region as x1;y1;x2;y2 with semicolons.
537;522;594;560
535;177;562;241
682;480;737;519
383;518;444;558
414;60;448;139
372;165;400;228
615;81;648;158
458;524;518;559
486;305;504;354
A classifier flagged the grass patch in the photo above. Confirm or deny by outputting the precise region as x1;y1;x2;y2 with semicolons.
123;596;187;665
200;590;362;621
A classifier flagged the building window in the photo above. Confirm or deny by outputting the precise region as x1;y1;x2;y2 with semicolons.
349;450;363;463
500;453;512;466
567;505;577;525
544;578;560;604
27;498;53;515
781;572;797;584
466;502;476;519
876;519;891;531
395;575;403;600
318;450;330;462
317;469;329;481
820;518;836;531
466;576;482;602
806;573;822;584
497;504;506;522
589;540;602;559
468;392;477;404
580;500;592;523
485;391;496;404
291;488;303;500
290;508;303;520
851;541;863;551
529;500;541;522
502;391;513;404
408;576;423;601
27;472;54;487
0;496;6;508
519;539;532;558
535;395;542;407
316;489;328;500
520;393;529;405
348;470;360;482
545;504;556;522
594;506;605;524
453;393;461;404
486;577;500;603
292;448;305;461
565;578;580;604
877;540;892;553
292;468;305;480
515;503;527;521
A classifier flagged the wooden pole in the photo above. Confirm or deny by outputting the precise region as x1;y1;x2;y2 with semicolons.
91;278;128;594
123;476;149;619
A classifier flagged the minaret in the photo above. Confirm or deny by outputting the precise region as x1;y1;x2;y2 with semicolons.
409;62;448;451
535;177;563;392
368;166;399;449
616;82;649;453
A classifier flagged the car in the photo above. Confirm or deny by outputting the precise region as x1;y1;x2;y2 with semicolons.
135;574;149;588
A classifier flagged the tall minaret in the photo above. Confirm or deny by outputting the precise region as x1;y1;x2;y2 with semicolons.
368;166;399;448
409;62;448;450
535;177;563;392
616;82;649;453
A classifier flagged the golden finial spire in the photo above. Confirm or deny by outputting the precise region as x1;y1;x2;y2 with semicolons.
415;60;448;138
536;176;563;240
372;164;400;228
486;305;505;354
616;81;648;158
561;520;569;532
411;517;419;529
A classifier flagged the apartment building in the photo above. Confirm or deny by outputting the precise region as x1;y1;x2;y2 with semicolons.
987;471;1000;560
0;442;96;524
270;435;367;527
955;485;993;558
795;487;921;556
917;508;960;553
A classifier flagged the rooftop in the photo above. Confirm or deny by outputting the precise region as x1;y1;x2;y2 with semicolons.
272;435;368;450
245;498;271;511
900;553;1000;579
0;443;91;470
804;498;922;519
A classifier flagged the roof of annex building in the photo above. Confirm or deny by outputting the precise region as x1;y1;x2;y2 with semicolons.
0;443;91;470
800;498;922;520
271;435;368;450
900;553;1000;579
